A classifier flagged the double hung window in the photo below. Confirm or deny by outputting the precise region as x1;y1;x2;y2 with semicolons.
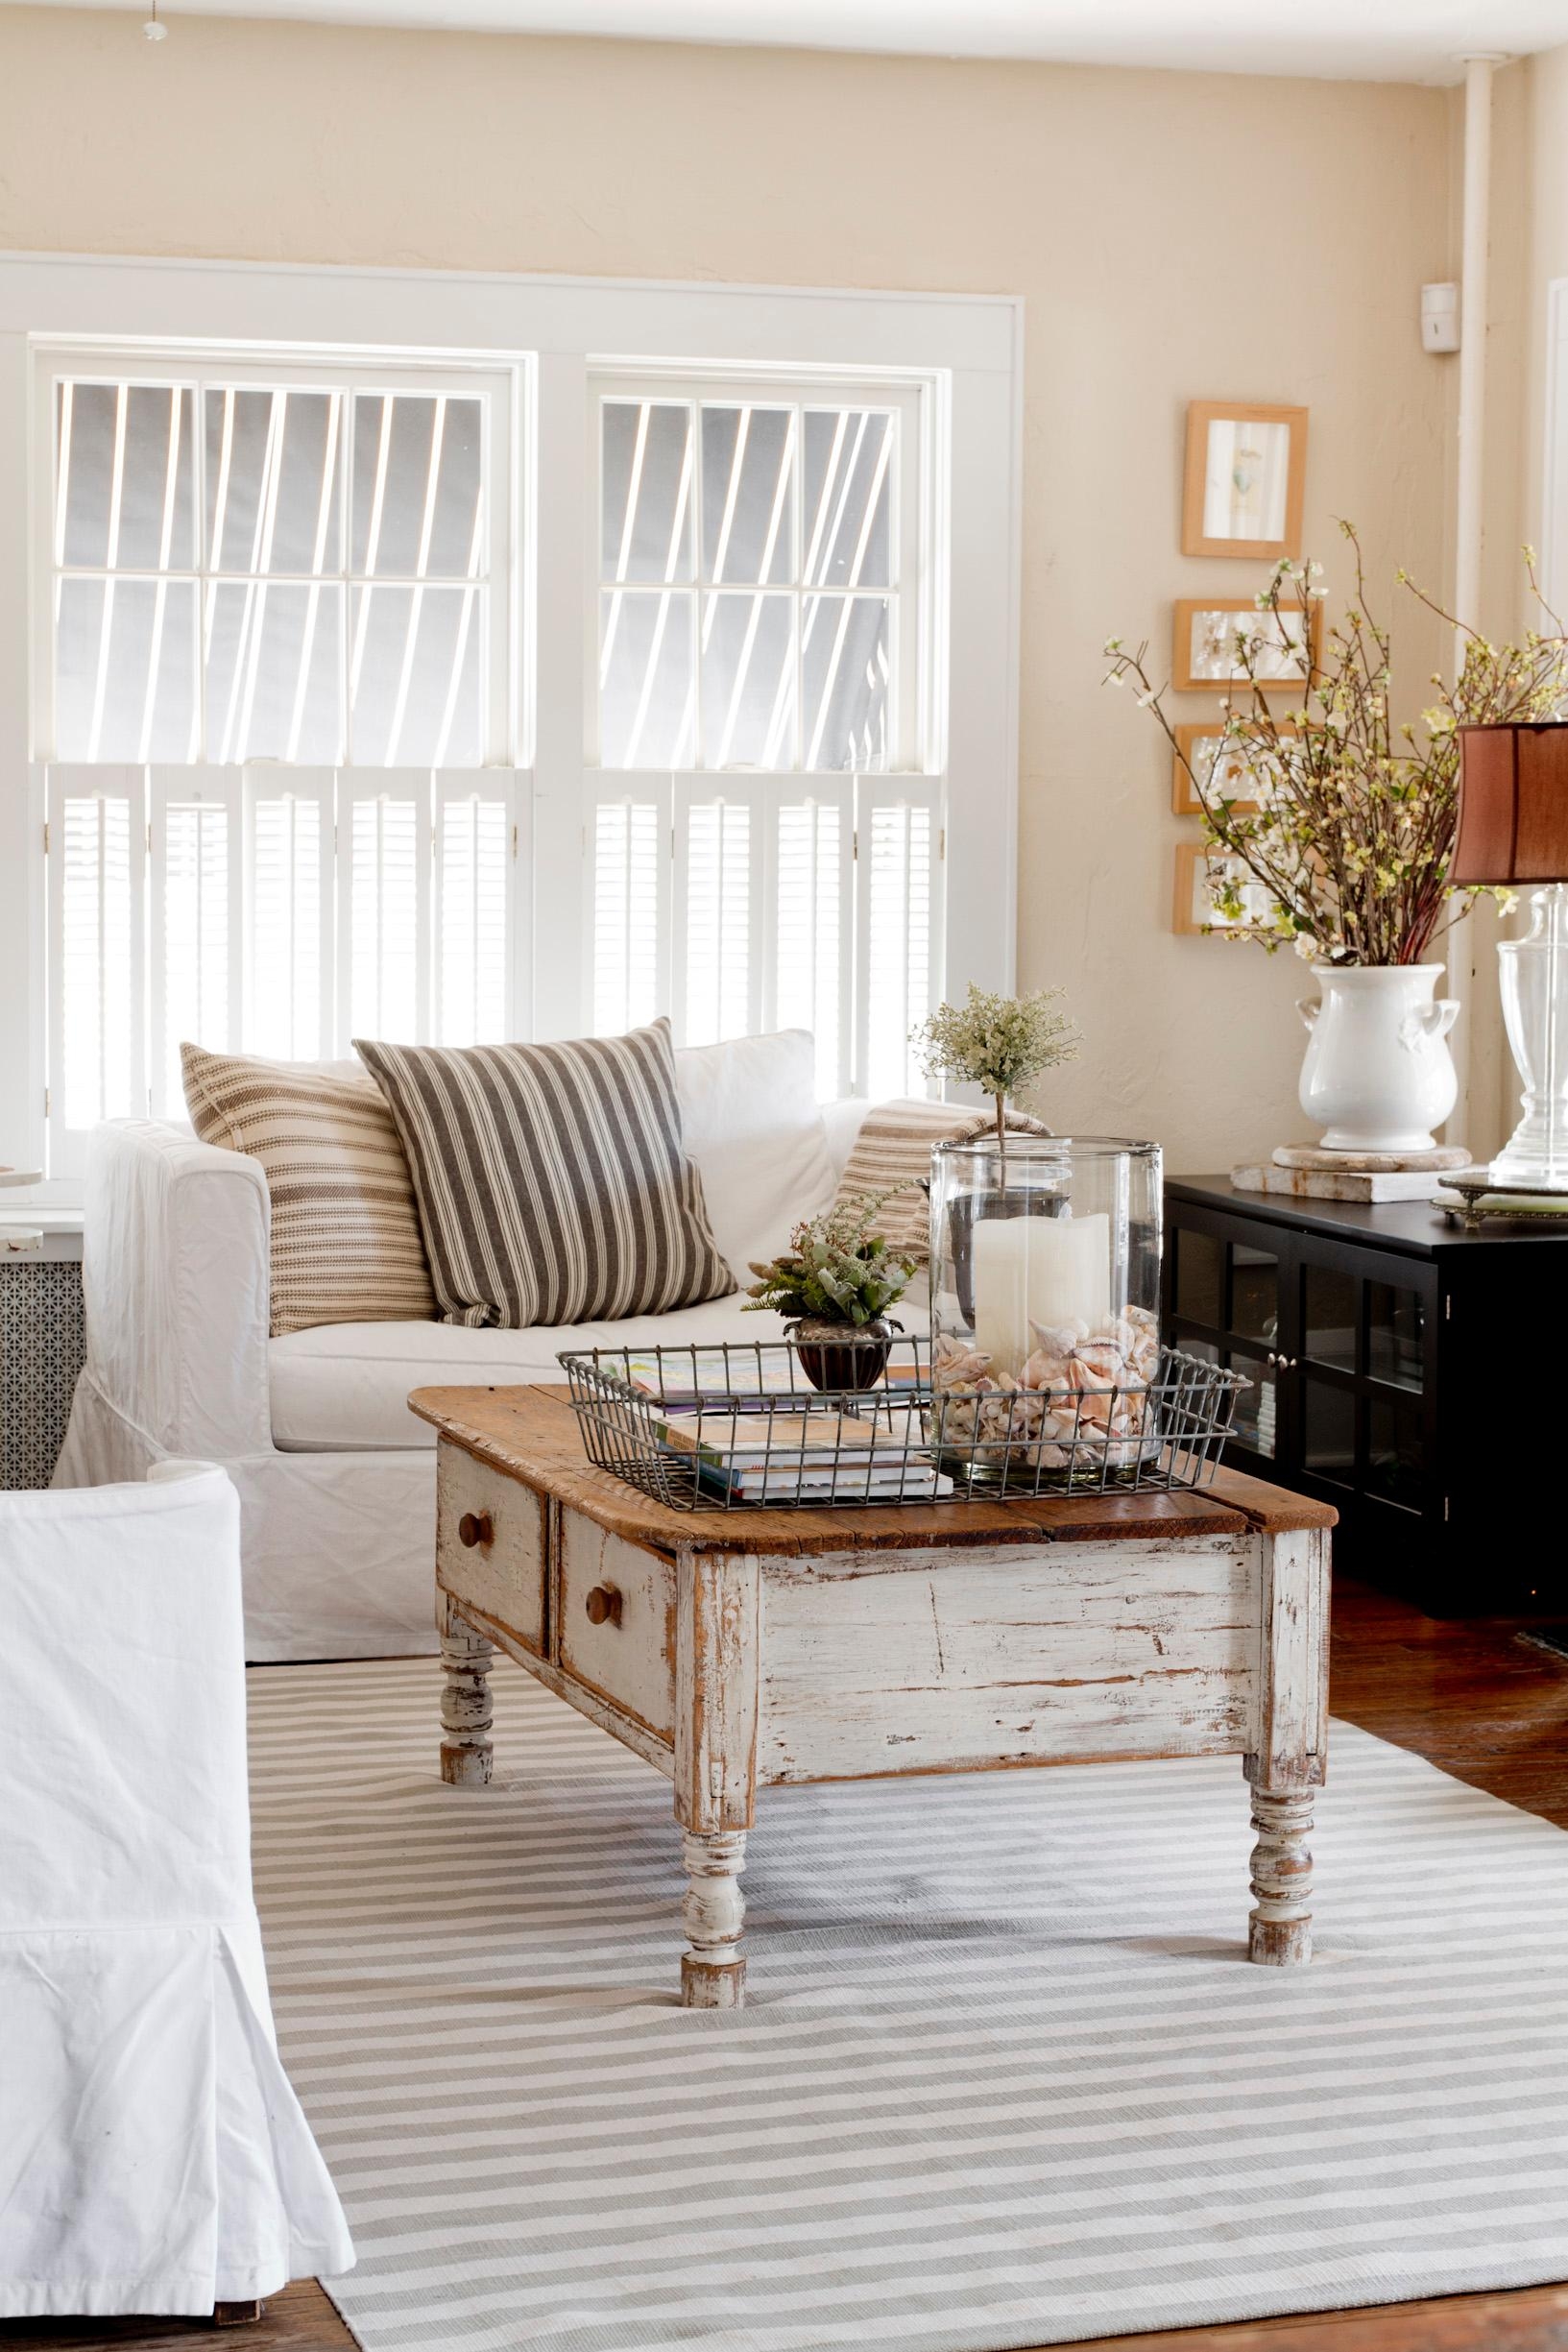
4;261;1018;1199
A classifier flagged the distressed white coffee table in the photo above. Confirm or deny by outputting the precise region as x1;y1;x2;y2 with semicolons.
412;1383;1334;2007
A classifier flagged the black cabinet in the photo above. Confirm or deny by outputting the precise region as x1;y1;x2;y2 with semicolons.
1164;1177;1568;1616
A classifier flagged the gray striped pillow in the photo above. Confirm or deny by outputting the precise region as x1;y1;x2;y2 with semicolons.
354;1022;735;1330
181;1043;436;1338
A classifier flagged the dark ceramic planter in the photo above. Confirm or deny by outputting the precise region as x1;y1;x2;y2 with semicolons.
788;1319;897;1394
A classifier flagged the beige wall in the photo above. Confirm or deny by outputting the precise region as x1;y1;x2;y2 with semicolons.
0;10;1459;1170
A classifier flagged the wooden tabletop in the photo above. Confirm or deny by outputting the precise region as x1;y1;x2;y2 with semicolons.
410;1382;1337;1558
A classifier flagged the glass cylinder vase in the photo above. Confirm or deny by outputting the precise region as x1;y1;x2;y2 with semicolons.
928;1135;1164;1490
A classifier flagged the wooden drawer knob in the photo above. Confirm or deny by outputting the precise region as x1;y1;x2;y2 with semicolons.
457;1511;493;1549
585;1583;623;1627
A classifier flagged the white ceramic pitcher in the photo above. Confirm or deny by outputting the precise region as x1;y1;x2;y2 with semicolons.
1297;963;1460;1152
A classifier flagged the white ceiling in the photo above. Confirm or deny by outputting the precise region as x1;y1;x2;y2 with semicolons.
28;0;1568;77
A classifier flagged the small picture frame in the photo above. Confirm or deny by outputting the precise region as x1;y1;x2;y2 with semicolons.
1171;721;1302;815
1172;842;1274;938
1182;400;1307;560
1172;597;1320;691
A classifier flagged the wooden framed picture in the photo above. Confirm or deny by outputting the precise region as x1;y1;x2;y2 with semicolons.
1172;596;1320;691
1172;842;1274;937
1171;721;1303;815
1182;400;1308;559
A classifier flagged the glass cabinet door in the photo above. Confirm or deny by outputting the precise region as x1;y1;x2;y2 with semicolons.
1165;1215;1288;1467
1165;1206;1438;1516
1289;1243;1436;1518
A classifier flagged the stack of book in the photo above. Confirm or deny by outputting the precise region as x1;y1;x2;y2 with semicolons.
653;1410;952;1503
626;1347;922;1413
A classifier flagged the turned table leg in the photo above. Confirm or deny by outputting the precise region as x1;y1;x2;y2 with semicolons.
681;1829;747;2008
1244;1522;1330;1969
1248;1786;1315;1965
439;1599;495;1787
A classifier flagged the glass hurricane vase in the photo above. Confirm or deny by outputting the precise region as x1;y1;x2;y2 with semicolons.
928;1135;1163;1489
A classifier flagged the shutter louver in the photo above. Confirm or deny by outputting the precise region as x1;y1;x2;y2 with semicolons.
60;791;134;1128
344;784;426;1046
774;797;844;1097
159;797;230;1103
683;797;752;1046
436;781;511;1047
860;790;934;1101
591;798;662;1036
249;782;327;1061
47;765;147;1166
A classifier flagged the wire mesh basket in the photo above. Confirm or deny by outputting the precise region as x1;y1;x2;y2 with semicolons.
557;1339;1246;1510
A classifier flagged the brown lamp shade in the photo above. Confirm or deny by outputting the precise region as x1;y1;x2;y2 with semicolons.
1453;722;1568;885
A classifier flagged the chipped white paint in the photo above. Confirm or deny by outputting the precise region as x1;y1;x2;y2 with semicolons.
558;1518;677;1740
759;1538;1259;1782
437;1589;495;1788
1244;1521;1330;1965
675;1550;760;1835
436;1440;547;1657
680;1828;749;2010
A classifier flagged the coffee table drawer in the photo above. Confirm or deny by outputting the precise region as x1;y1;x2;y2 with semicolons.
436;1440;547;1656
559;1519;676;1741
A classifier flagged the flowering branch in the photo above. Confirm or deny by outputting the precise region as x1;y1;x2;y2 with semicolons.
1102;523;1558;964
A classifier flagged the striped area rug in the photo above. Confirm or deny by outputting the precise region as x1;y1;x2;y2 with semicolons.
248;1658;1568;2352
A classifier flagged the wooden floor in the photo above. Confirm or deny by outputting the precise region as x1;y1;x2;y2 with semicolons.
6;1575;1568;2352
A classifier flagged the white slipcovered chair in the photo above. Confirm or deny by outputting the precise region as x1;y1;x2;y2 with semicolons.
0;1463;353;2319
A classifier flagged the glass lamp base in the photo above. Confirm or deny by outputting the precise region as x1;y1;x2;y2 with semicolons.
1493;883;1568;1193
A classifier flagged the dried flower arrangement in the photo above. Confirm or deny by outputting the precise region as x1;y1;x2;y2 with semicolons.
910;983;1080;1177
1103;524;1568;964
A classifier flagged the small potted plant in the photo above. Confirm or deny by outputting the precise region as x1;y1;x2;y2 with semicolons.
910;983;1081;1321
744;1191;919;1392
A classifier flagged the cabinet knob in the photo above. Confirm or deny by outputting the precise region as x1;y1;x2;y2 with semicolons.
586;1583;623;1628
457;1511;493;1549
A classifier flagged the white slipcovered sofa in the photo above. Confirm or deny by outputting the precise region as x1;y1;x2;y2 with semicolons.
57;1031;893;1662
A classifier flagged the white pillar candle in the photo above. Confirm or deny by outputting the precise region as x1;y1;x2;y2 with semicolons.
972;1212;1112;1380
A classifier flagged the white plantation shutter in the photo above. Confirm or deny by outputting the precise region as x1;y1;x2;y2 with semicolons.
590;784;669;1037
677;787;763;1047
772;790;852;1098
149;769;242;1115
585;769;918;1096
245;770;333;1063
46;766;147;1174
435;773;519;1048
857;779;939;1101
338;773;431;1049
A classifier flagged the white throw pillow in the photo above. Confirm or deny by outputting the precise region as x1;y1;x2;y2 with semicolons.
676;1031;836;1287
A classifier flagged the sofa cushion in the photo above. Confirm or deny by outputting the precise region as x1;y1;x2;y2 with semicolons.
180;1043;436;1338
268;1286;931;1451
356;1019;734;1330
268;1296;784;1450
674;1031;836;1285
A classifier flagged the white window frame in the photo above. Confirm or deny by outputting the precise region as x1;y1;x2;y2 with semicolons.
0;252;1022;1205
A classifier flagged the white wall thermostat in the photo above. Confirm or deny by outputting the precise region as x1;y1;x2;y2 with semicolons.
1422;282;1460;353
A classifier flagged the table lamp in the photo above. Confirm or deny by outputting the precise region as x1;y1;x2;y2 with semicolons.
1454;722;1568;1190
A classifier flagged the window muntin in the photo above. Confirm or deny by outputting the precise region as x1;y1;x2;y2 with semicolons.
48;367;505;770
593;380;918;775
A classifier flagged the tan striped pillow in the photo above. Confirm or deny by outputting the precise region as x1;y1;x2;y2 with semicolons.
181;1044;436;1338
832;1099;1055;1264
